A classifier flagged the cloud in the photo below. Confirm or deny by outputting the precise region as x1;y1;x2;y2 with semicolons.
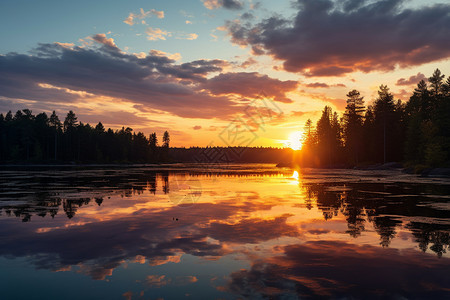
149;49;181;61
91;33;119;50
290;110;307;117
176;33;199;40
146;27;172;41
146;275;171;287
193;125;202;130
204;72;298;103
124;8;164;26
206;215;298;243
227;241;450;299
203;0;243;10
122;291;133;300
0;39;241;119
305;82;330;88
239;57;257;68
0;36;301;120
304;82;347;88
396;72;426;86
225;0;450;76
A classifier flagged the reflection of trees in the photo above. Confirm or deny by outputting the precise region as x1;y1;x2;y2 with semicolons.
304;184;370;237
2;169;265;221
373;216;402;247
148;173;157;194
302;183;450;255
0;169;164;221
1;198;61;222
63;198;90;219
162;172;169;194
407;222;450;258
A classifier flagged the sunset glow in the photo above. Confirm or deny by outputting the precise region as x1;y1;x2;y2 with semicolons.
1;1;450;299
0;0;448;147
286;131;304;151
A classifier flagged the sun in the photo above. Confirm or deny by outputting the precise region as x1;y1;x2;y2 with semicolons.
285;131;304;150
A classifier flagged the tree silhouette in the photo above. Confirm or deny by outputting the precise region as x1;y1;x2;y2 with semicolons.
63;110;78;132
49;111;62;160
316;106;342;166
428;68;445;96
163;131;170;148
0;110;172;163
343;90;365;164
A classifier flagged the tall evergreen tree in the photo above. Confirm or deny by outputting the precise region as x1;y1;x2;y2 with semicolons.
428;69;445;96
49;111;62;160
316;106;342;166
63;110;78;132
343;90;365;164
163;131;170;148
373;85;396;163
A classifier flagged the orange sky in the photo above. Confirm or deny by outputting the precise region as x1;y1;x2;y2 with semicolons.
1;0;449;147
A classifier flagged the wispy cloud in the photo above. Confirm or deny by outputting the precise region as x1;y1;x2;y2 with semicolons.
124;8;164;26
146;27;172;41
176;33;199;40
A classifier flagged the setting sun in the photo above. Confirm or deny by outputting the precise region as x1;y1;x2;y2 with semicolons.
285;131;304;150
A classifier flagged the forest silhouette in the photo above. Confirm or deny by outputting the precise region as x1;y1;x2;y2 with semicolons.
1;69;449;167
0;109;170;163
298;69;450;169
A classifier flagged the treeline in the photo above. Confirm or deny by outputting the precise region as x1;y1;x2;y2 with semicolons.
0;110;170;163
299;69;450;168
170;146;294;164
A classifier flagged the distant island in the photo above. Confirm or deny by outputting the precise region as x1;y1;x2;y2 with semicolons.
1;69;449;171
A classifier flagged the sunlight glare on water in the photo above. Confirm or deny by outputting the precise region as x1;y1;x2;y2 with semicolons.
0;165;449;299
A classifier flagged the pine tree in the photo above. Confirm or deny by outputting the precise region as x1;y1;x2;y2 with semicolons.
343;90;365;165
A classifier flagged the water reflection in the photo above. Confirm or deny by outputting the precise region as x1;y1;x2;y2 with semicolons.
301;182;450;255
0;166;449;298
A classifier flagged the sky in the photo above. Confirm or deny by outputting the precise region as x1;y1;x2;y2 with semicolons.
1;0;449;147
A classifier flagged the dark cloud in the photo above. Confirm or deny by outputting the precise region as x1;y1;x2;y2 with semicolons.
226;0;450;76
305;82;347;88
240;12;254;20
396;72;426;86
223;0;243;10
80;111;157;126
156;59;229;83
227;241;450;299
91;33;119;51
305;82;330;88
239;57;257;68
193;125;202;130
204;72;298;103
0;40;238;119
341;0;367;12
203;0;243;10
207;215;298;243
0;37;296;120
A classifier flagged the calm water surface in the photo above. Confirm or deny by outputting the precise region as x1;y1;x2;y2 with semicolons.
1;164;449;299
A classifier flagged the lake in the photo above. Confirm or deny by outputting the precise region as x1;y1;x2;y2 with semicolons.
1;164;449;299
